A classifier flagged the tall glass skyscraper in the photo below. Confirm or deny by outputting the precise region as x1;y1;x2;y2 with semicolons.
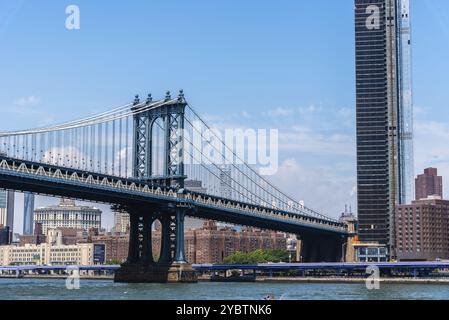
355;0;414;255
23;192;35;235
397;0;414;205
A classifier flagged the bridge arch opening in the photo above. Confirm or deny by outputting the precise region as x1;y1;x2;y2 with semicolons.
151;117;166;177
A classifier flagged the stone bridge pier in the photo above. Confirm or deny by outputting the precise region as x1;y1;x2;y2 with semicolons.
114;203;197;283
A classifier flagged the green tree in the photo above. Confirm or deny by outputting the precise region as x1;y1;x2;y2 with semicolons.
222;249;290;264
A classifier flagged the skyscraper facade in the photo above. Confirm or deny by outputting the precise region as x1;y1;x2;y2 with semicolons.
355;0;414;254
23;192;35;235
0;189;14;231
397;0;414;205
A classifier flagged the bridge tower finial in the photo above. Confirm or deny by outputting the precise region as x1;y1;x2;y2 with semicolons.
178;89;185;102
165;91;171;101
146;94;153;104
133;94;140;105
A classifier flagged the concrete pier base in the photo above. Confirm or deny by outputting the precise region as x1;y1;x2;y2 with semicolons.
114;263;198;283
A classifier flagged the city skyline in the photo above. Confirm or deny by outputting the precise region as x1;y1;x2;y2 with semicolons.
1;0;449;234
1;0;449;302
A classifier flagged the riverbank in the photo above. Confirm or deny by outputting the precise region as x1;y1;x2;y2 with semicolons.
0;275;114;281
3;274;449;284
256;277;449;285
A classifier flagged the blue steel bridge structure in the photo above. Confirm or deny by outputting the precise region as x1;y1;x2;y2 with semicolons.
0;91;351;282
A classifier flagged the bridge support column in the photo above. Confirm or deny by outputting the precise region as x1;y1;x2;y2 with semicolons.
174;207;186;263
159;214;172;264
114;205;197;283
126;213;140;264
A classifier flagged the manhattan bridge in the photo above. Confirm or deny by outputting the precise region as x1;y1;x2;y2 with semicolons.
0;91;351;282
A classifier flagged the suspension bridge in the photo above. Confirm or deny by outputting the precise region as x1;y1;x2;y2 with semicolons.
0;90;351;282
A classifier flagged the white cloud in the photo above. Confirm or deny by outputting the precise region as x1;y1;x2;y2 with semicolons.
298;104;321;115
14;95;41;107
0;95;44;118
268;158;356;219
278;127;354;156
263;107;295;117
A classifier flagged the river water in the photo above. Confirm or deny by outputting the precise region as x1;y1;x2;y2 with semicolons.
1;279;449;300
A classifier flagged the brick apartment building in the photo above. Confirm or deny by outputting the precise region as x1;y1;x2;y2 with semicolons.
153;220;287;264
396;198;449;261
396;168;449;261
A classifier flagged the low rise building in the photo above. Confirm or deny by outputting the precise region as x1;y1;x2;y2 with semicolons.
91;234;129;263
353;242;388;263
0;227;102;266
0;242;95;266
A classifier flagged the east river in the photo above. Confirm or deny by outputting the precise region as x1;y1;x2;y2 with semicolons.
1;279;449;300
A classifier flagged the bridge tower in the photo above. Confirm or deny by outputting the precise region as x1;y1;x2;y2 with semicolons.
115;91;197;283
132;90;187;188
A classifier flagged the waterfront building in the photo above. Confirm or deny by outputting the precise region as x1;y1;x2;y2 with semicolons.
23;192;35;235
34;198;101;234
415;168;443;200
91;234;131;264
353;242;389;263
355;0;415;256
0;228;100;266
396;198;449;261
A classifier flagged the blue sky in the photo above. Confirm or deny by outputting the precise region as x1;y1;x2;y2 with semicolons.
1;0;449;233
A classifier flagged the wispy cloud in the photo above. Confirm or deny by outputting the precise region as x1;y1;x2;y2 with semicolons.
268;158;356;218
262;105;322;118
263;107;295;117
1;95;43;117
278;128;354;156
0;95;57;128
14;95;41;107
